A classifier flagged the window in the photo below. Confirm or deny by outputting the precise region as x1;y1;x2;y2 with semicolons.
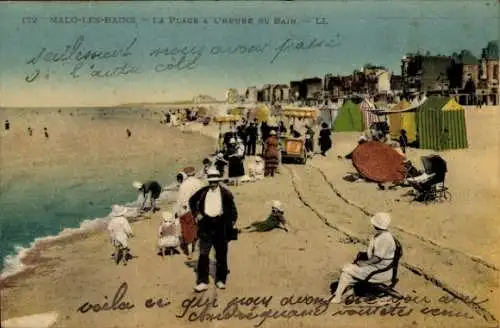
493;64;499;80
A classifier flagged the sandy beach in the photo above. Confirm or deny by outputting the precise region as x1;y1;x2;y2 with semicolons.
1;106;499;328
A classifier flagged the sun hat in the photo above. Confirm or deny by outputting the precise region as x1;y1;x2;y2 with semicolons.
269;130;277;136
111;205;128;217
183;166;196;176
162;211;174;222
271;200;283;212
132;181;143;189
206;167;222;182
370;212;391;230
229;137;236;144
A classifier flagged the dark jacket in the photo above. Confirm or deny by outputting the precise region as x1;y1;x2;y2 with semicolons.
188;185;238;240
141;181;162;198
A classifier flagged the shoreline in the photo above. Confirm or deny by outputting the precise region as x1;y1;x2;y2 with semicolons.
0;115;215;283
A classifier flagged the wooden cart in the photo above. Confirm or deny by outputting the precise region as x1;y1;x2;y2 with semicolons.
279;107;319;164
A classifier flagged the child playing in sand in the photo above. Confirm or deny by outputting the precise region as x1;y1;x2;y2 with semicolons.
249;157;265;181
241;200;288;233
157;212;181;257
108;206;134;266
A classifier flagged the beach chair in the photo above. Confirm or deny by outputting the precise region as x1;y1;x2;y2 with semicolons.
330;239;404;300
355;238;404;299
408;155;452;204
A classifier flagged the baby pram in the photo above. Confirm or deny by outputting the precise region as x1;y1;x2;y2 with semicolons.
407;155;451;203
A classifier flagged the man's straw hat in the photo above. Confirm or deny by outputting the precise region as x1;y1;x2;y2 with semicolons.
206;167;222;182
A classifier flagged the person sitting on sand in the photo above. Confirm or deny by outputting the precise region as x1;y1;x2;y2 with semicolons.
108;206;134;266
157;211;181;257
331;212;396;304
133;180;162;212
241;200;288;233
248;157;265;181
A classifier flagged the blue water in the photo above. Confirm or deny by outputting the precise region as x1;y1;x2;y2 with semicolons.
0;117;213;272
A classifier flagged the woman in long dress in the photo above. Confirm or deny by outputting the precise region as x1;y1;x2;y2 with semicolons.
331;212;396;304
263;130;280;177
227;137;245;185
319;122;332;156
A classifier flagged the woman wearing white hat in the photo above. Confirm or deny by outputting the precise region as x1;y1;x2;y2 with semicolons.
157;211;181;257
107;205;134;265
241;200;288;233
331;212;396;304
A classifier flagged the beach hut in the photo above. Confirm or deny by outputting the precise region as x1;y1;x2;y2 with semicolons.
334;100;364;132
416;96;468;150
387;100;417;143
359;98;380;130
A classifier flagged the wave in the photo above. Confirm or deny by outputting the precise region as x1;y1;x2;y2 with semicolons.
0;182;180;281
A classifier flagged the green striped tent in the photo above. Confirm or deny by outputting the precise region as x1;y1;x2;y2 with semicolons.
334;100;364;132
416;96;468;150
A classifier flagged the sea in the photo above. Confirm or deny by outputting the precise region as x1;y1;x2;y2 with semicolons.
0;107;213;279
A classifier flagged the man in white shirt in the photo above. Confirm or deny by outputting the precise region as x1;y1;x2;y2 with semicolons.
107;206;134;266
188;168;238;292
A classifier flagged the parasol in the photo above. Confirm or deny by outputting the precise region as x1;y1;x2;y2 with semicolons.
351;141;406;183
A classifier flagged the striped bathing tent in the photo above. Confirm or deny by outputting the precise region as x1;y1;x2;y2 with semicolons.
416;96;468;150
359;98;384;129
387;100;417;143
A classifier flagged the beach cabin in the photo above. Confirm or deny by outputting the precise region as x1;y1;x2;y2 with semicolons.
416;96;468;150
387;100;417;143
359;98;380;130
334;100;364;132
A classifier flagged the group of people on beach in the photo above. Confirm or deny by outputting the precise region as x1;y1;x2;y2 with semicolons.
106;115;399;303
107;152;291;292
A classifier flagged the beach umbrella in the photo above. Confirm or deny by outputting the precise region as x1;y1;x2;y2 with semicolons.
351;141;406;183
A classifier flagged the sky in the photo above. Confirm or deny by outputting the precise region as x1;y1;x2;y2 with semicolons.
0;1;498;107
